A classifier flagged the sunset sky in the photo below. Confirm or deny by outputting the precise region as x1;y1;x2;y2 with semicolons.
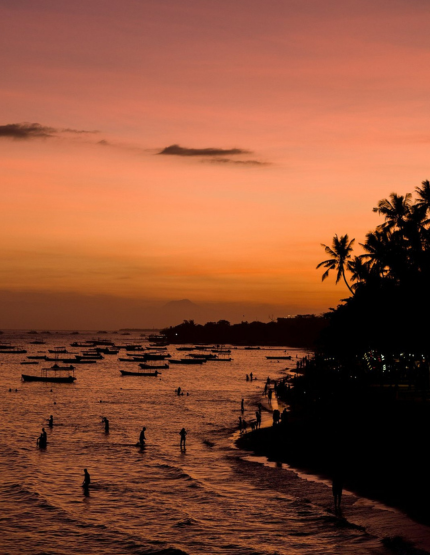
1;0;429;328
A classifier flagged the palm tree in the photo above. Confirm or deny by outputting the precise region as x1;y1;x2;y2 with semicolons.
372;193;412;231
316;234;355;295
415;179;430;214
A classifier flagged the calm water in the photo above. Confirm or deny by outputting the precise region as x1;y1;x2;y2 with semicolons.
1;331;429;555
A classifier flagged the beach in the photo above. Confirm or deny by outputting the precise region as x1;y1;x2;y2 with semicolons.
1;331;430;554
237;384;430;529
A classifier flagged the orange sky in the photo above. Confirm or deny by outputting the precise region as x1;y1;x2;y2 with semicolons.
1;0;430;327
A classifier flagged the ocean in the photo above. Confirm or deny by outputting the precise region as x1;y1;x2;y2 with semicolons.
1;330;429;555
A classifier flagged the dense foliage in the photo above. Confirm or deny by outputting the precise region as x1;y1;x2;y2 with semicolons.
161;316;326;348
318;180;430;356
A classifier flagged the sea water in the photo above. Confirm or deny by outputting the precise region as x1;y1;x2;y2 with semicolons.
1;330;429;555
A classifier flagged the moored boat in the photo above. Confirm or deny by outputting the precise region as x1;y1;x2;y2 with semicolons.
22;364;76;383
169;358;207;365
120;369;161;376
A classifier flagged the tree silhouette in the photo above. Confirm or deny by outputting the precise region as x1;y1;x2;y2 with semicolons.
316;234;355;295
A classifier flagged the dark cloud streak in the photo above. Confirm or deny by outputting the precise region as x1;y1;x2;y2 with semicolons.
158;144;251;157
208;158;269;166
0;122;97;140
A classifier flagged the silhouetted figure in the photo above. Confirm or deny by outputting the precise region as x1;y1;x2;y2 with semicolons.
139;426;146;446
179;428;187;449
332;473;343;510
241;399;244;413
272;409;280;426
242;419;247;433
238;416;243;431
48;415;54;428
102;417;109;433
250;372;253;381
177;387;181;396
256;411;261;429
37;428;47;448
246;374;249;381
82;468;91;490
280;408;288;426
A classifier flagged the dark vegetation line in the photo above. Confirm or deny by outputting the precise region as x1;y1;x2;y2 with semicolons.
161;316;326;349
239;180;430;527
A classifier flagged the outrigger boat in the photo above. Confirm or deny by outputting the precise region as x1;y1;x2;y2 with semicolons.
266;355;292;360
120;369;161;376
139;363;169;369
169;358;206;365
22;364;76;383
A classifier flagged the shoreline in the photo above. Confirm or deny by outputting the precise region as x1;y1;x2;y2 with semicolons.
236;393;430;528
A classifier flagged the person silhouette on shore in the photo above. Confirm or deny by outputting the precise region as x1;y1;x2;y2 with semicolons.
281;408;288;426
48;415;54;428
238;416;243;432
332;473;343;510
256;411;261;429
139;426;146;446
179;428;187;450
82;468;91;491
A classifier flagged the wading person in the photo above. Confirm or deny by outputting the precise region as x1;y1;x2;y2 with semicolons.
179;427;187;450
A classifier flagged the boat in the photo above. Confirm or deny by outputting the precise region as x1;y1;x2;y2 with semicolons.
120;369;161;376
139;363;169;369
21;361;39;365
148;334;168;343
266;356;292;360
169;358;207;365
187;353;217;360
0;347;27;354
22;364;76;383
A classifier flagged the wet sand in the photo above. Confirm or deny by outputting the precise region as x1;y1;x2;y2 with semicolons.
237;393;430;527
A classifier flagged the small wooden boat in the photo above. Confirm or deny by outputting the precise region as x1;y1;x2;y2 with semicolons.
120;369;161;376
22;364;76;383
0;347;27;354
169;358;206;365
266;356;292;360
139;363;169;369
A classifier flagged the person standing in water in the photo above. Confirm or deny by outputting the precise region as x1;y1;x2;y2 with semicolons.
48;415;54;428
179;428;187;450
332;472;343;510
82;468;91;489
139;426;146;446
102;417;109;433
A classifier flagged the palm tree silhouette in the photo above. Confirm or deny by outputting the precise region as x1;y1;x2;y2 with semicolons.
415;180;430;213
372;193;412;231
316;234;355;295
